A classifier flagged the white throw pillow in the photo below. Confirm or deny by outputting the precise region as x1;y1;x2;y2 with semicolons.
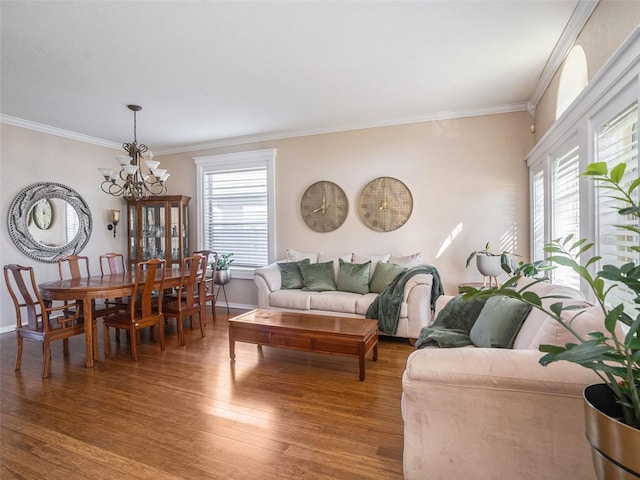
389;252;423;268
286;249;318;263
529;304;610;350
318;252;352;280
352;253;391;280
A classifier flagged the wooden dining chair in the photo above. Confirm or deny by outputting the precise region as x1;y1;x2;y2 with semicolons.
163;254;205;346
103;258;166;361
4;264;89;378
58;254;91;280
99;252;129;317
57;255;91;318
193;250;218;324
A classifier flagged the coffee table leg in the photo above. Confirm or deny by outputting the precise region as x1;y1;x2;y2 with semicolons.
228;326;235;361
359;344;365;381
373;342;378;362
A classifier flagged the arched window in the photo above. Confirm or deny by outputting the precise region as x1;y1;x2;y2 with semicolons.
556;45;588;119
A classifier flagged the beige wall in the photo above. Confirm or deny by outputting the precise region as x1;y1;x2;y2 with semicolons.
1;112;533;330
535;0;640;139
160;112;534;307
0;123;123;331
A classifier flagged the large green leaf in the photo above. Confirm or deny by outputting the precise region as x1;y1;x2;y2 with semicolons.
610;162;627;183
583;162;608;175
604;304;625;335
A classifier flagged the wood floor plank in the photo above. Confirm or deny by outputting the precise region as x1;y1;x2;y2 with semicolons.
1;309;413;479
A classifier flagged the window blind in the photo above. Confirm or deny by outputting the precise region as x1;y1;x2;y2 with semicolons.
552;145;580;289
203;167;268;268
596;102;639;312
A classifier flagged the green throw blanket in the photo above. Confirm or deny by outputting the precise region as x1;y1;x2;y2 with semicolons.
366;265;443;335
415;295;488;348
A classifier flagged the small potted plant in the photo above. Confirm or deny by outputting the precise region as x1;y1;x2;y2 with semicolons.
465;242;519;286
212;252;234;285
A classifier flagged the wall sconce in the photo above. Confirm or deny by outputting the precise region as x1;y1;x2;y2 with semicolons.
107;209;120;238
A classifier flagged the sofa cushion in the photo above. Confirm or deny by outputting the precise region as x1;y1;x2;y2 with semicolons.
352;253;391;280
389;252;423;268
286;248;318;263
310;291;359;314
269;289;314;310
355;293;378;315
277;259;311;289
470;296;532;348
369;261;407;293
300;261;337;291
336;258;371;294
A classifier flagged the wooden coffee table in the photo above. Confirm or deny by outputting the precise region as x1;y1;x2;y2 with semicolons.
228;309;378;381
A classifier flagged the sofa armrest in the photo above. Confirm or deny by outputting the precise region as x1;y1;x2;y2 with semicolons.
402;348;598;480
253;262;283;309
403;273;434;338
433;294;454;323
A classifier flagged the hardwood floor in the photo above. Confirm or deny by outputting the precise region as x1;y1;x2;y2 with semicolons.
0;309;414;479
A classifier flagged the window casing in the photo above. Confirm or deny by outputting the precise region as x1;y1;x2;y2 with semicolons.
194;149;276;279
527;28;640;301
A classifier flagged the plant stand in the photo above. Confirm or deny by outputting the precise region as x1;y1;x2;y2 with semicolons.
215;283;230;314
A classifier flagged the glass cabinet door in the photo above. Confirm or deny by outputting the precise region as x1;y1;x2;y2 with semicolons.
126;196;190;270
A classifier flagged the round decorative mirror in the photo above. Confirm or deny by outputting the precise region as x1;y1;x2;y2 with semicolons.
8;182;92;263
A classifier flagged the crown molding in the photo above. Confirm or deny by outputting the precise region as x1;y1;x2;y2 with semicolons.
0;114;121;149
2;102;528;156
156;102;528;155
528;0;599;109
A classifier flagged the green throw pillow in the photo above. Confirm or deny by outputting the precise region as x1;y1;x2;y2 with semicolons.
369;261;407;293
336;258;371;294
469;296;532;348
277;258;311;289
300;261;337;291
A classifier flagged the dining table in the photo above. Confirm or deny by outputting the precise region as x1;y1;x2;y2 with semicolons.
38;267;189;368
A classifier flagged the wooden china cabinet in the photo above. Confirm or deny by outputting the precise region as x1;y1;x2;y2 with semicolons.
125;195;190;271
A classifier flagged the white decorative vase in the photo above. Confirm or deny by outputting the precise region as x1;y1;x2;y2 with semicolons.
475;255;504;277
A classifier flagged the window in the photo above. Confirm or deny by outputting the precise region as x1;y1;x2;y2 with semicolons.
595;102;639;312
194;149;276;278
526;30;640;302
551;144;581;289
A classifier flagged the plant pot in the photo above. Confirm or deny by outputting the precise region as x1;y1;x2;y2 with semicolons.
213;269;232;285
475;255;504;277
584;384;640;479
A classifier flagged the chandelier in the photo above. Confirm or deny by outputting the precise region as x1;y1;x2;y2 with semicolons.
98;104;169;201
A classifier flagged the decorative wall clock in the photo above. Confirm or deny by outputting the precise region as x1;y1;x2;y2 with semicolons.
32;198;53;230
300;181;349;233
358;176;413;232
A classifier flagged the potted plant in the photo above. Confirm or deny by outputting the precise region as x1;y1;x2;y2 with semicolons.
465;242;520;286
461;161;639;479
212;252;234;285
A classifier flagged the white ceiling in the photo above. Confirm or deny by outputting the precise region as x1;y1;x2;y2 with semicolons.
1;1;587;153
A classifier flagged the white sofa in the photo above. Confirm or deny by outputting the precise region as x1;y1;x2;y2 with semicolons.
253;250;438;339
402;279;608;480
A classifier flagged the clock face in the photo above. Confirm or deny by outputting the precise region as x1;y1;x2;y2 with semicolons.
300;181;349;233
32;198;53;230
358;177;413;232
